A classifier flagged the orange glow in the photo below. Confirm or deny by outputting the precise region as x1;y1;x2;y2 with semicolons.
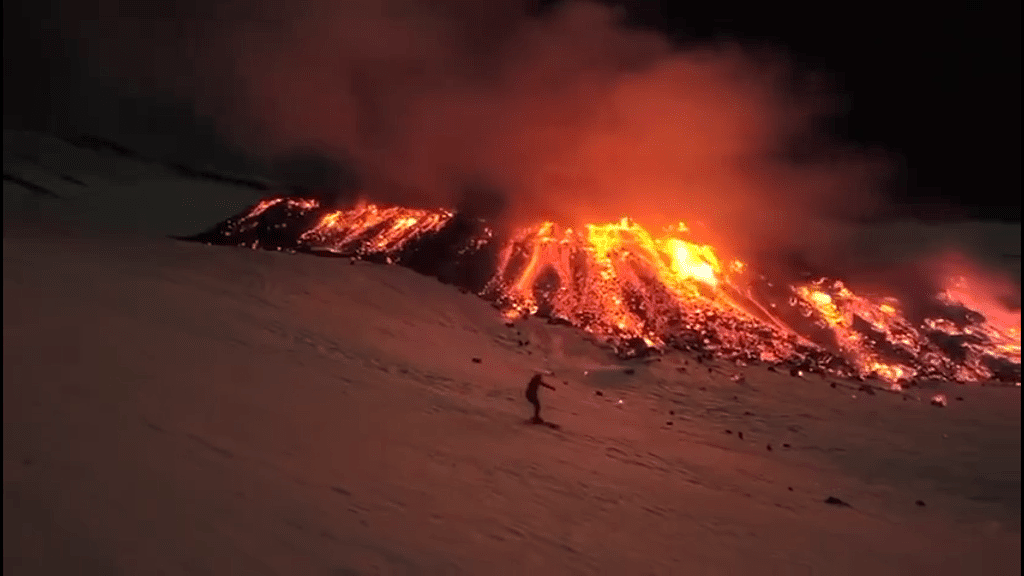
248;197;318;218
938;275;1021;363
217;198;1021;384
301;201;454;256
662;237;720;286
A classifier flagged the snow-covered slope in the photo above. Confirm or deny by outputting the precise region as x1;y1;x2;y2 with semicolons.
3;130;269;236
4;131;1021;575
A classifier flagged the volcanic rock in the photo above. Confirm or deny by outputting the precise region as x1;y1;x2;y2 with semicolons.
824;496;851;507
185;197;1021;385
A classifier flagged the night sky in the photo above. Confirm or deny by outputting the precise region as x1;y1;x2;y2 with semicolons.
613;0;1021;222
4;0;1020;222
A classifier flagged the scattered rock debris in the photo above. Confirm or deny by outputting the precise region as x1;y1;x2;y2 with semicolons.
738;432;744;440
668;410;674;415
666;421;673;426
766;444;772;451
915;500;926;507
471;357;482;364
782;443;791;449
858;384;876;396
788;486;794;491
830;382;837;389
930;394;948;407
824;496;851;507
725;429;733;435
955;396;964;401
595;390;603;396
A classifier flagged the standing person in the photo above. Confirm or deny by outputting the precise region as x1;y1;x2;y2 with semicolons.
525;373;556;424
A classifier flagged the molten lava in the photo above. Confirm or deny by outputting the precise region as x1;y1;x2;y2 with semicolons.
301;203;455;261
190;197;1021;384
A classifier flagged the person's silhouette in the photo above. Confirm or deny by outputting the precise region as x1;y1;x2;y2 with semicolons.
525;374;556;423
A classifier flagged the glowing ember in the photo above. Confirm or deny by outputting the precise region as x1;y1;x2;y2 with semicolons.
188;197;1022;384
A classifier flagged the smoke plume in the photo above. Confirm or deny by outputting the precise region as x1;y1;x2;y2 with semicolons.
64;0;893;258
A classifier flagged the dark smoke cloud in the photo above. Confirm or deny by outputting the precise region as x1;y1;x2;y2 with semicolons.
63;0;893;258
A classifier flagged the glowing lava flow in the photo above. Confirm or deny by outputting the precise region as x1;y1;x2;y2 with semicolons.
482;217;807;364
190;197;1021;384
794;282;925;387
300;202;455;260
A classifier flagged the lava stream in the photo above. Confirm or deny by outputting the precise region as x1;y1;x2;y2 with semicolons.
189;197;1021;384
